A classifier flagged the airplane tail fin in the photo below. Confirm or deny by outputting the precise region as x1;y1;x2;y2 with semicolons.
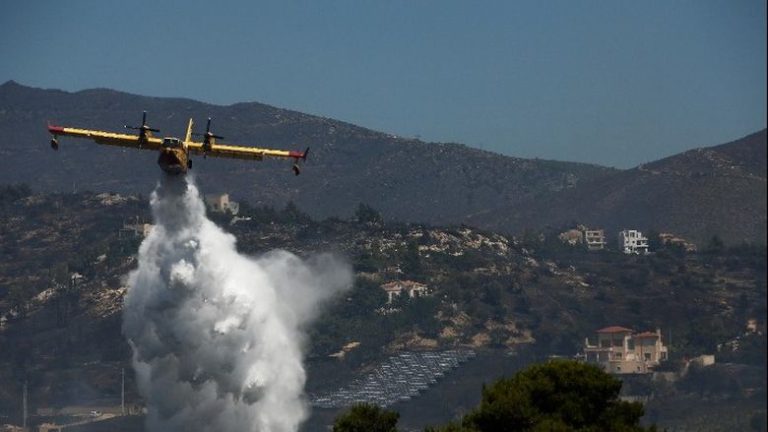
184;118;194;142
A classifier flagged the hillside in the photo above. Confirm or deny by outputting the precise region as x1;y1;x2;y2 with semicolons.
0;80;613;226
0;185;764;430
469;129;768;245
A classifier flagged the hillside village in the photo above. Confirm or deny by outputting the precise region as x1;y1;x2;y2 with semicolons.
557;226;697;255
0;184;765;431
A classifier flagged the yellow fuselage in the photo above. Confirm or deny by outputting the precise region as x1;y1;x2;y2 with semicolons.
158;137;189;175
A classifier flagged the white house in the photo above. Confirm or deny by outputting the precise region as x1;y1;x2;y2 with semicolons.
380;280;429;304
618;230;649;254
584;229;607;251
204;193;240;215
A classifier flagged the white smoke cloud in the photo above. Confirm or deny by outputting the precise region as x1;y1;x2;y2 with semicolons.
122;175;352;432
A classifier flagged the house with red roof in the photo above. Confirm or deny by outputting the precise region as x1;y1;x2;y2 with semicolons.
583;326;668;374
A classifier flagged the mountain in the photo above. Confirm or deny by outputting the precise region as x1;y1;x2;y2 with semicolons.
469;129;767;246
0;80;613;225
2;81;764;245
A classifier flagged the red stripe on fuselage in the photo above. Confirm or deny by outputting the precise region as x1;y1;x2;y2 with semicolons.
48;125;65;134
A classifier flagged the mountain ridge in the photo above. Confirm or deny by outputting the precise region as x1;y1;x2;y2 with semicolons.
1;81;765;244
469;129;767;245
0;80;614;224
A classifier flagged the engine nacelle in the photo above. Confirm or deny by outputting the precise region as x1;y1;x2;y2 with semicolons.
50;138;59;150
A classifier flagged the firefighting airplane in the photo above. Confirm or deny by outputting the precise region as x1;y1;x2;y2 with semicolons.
47;112;309;175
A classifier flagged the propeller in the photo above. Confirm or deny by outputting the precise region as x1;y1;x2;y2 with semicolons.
192;118;224;154
124;111;160;140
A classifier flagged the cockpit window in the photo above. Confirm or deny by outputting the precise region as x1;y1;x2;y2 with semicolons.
163;138;180;148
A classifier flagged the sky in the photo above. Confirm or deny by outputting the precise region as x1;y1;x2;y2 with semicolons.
1;0;765;168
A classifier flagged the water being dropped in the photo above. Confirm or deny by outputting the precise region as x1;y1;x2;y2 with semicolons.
123;175;352;432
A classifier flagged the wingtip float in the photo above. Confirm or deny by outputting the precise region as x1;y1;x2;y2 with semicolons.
47;112;309;176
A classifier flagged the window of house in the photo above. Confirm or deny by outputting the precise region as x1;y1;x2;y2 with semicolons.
614;353;622;360
644;352;651;361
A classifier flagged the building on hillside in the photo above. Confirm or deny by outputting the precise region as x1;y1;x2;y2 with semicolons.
380;280;429;304
618;230;649;254
689;354;716;368
583;326;668;374
558;226;606;251
204;193;240;215
659;232;697;252
746;318;761;334
583;229;606;251
558;229;584;246
120;217;153;238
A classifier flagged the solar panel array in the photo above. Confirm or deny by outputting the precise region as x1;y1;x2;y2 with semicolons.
310;349;476;408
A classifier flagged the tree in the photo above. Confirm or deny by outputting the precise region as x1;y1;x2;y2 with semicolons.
0;183;31;206
645;230;661;252
750;412;766;432
333;403;399;432
281;200;312;224
459;359;655;432
355;203;384;225
400;240;422;277
704;235;725;254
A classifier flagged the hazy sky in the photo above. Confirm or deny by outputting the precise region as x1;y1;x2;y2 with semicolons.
1;0;765;168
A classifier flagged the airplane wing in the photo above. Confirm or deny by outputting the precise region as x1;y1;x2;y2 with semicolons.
48;125;162;151
183;117;310;174
48;114;310;174
185;140;307;161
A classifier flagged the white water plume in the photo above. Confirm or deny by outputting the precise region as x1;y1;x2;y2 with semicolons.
122;175;352;432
